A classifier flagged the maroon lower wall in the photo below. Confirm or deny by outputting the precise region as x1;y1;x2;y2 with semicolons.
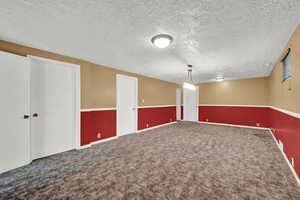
269;109;300;177
81;110;116;146
138;106;176;130
81;106;176;146
199;106;270;128
199;105;300;178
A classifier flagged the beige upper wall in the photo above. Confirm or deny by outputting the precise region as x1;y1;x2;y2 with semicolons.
198;77;269;105
198;24;300;111
83;62;177;108
0;40;178;108
269;24;300;113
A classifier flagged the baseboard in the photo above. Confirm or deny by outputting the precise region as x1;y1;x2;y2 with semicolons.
267;129;300;186
91;136;119;145
77;144;92;149
79;122;177;149
136;121;177;133
77;136;119;149
197;121;269;130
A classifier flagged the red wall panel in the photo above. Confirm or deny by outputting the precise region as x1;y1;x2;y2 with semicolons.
199;106;270;128
269;109;300;178
81;107;176;145
138;106;176;130
80;112;93;146
81;110;116;146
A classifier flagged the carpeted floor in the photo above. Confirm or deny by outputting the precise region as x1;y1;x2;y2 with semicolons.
1;122;300;200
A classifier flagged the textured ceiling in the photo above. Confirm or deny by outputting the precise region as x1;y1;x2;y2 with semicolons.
0;0;300;83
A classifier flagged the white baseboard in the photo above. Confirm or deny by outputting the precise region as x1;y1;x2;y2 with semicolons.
91;136;119;145
267;129;300;186
77;136;119;149
136;121;177;133
76;144;92;150
78;122;177;149
197;121;269;130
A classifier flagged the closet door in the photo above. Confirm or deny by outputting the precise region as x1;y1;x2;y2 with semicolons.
116;74;137;136
0;51;30;174
30;57;76;159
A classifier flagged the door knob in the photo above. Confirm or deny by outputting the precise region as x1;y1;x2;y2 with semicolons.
32;113;38;117
23;115;30;119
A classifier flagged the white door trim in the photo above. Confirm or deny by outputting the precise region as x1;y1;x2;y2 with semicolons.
176;88;181;120
28;55;81;152
28;55;80;69
196;86;199;121
116;74;138;136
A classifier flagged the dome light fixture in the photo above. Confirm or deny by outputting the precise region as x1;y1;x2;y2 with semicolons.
216;76;224;82
151;34;173;48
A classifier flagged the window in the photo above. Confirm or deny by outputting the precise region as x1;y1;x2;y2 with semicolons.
282;48;292;82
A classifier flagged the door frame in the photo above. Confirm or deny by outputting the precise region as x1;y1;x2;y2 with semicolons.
183;86;199;122
176;88;181;120
28;56;81;154
116;74;138;136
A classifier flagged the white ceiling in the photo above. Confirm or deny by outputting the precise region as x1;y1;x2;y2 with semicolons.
0;1;299;83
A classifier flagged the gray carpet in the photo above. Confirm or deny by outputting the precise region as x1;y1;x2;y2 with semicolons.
1;122;300;200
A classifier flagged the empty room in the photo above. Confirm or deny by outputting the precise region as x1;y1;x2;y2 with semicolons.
1;1;300;199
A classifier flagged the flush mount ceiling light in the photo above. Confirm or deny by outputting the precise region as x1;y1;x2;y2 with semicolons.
216;76;224;82
183;65;196;90
151;34;173;48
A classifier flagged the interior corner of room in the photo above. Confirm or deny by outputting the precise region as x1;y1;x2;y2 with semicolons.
1;2;300;199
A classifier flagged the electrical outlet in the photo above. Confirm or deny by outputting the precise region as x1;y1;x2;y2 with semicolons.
256;123;260;127
97;132;101;139
146;123;149;128
291;157;295;167
206;119;208;122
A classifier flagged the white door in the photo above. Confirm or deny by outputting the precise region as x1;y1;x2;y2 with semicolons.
117;74;137;136
176;88;181;120
30;57;77;159
0;51;30;173
183;86;199;121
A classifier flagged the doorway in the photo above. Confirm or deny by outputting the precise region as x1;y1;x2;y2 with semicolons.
183;86;199;121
